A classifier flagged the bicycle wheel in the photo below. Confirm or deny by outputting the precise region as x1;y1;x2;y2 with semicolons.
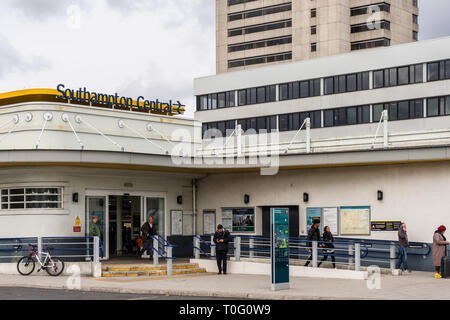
17;256;35;276
45;257;64;276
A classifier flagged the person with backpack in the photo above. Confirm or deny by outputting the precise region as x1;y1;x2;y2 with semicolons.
433;225;449;278
318;226;336;268
304;219;321;267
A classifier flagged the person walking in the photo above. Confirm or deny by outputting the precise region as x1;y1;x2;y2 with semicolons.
432;225;449;278
318;226;336;268
304;219;321;267
89;215;101;237
213;224;231;275
140;216;157;259
396;223;411;273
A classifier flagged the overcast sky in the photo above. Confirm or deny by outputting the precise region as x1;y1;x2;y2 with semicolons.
0;0;449;118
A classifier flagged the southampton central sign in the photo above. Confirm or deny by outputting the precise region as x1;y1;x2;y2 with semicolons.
56;84;185;115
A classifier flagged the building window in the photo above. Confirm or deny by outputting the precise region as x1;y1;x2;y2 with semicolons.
228;19;292;37
311;26;316;35
412;14;418;24
413;31;418;40
323;105;370;127
351;20;390;33
427;96;450;117
228;36;292;53
373;99;424;121
351;3;391;16
280;79;320;101
324;72;370;95
311;8;316;18
427;59;450;82
351;38;390;51
373;64;423;88
228;52;292;69
311;43;317;52
228;3;292;21
412;0;418;8
1;187;63;210
228;0;258;6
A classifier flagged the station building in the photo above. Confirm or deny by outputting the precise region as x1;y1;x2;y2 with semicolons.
0;37;449;271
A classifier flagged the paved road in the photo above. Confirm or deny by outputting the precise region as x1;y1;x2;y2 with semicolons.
0;287;241;300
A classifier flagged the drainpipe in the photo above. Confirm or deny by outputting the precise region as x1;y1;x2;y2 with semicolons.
192;179;197;235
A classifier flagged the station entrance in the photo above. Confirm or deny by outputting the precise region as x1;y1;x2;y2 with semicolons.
85;190;166;260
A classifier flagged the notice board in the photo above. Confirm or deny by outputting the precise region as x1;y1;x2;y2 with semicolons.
322;207;339;235
339;206;371;235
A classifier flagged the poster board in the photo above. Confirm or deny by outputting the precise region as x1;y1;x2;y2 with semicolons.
170;210;183;235
221;209;233;231
232;208;255;232
340;206;371;235
203;210;216;235
371;221;402;231
322;207;339;235
306;208;322;233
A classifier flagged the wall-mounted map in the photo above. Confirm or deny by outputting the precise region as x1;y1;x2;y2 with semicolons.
339;206;371;235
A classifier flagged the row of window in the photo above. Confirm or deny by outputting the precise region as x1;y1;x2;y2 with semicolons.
228;0;257;5
350;2;390;16
197;59;450;111
373;64;423;88
228;36;292;53
202;95;450;137
351;20;390;34
324;72;370;95
238;85;276;106
1;187;63;210
228;3;291;22
351;38;390;51
279;79;321;101
228;19;292;37
228;51;292;68
197;91;236;111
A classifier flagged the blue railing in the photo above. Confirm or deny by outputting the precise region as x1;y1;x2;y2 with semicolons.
144;235;177;259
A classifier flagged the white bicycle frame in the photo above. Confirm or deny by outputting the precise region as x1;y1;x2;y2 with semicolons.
32;250;54;269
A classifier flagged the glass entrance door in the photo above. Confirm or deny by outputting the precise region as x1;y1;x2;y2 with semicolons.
144;197;165;238
86;196;107;259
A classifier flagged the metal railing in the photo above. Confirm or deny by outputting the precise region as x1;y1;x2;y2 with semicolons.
192;235;432;271
143;235;177;275
0;236;103;263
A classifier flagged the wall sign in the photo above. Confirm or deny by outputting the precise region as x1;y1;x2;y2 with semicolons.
271;208;289;291
232;208;255;232
221;209;233;231
203;210;216;235
56;84;185;114
306;208;322;233
322;207;339;236
371;221;402;231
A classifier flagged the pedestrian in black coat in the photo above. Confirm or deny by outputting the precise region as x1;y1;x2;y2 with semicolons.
304;219;321;266
213;224;231;274
318;226;336;268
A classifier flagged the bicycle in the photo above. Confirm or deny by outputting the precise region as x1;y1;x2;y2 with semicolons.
17;244;65;276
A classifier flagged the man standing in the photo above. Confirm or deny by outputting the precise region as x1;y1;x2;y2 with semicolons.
140;216;157;259
396;222;411;273
213;224;231;275
304;219;321;267
89;215;101;237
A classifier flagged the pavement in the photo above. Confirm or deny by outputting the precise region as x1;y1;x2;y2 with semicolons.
0;269;449;300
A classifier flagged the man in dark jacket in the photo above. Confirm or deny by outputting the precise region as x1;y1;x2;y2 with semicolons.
213;224;231;274
396;222;411;273
304;219;321;267
140;216;157;259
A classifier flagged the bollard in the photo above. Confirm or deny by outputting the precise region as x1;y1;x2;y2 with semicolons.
348;244;354;268
167;247;173;276
37;237;43;261
355;243;361;271
234;236;241;262
210;235;216;259
194;236;200;260
94;236;100;263
249;238;254;259
312;241;318;268
153;237;159;265
390;243;396;270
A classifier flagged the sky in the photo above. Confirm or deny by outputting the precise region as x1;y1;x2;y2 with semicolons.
0;0;449;118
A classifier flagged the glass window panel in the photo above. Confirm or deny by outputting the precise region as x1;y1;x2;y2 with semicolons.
324;110;334;127
280;84;288;100
256;87;266;103
440;61;446;80
414;100;424;118
415;64;423;83
389;102;398;121
292;82;300;99
146;197;165;238
446;96;450;115
279;114;289;131
227;91;236;107
337;108;347;125
338;75;346;93
257;117;267;132
311;111;321;128
268;85;276;102
238;90;246;106
374;71;384;88
249;88;257;104
324;77;334;94
200;96;208;110
428;62;439;81
446;60;450;79
313;79;321;96
218;93;226;108
389;68;397;86
427;98;439;117
10;189;24;195
398;101;410;120
300;81;309;98
289;113;300;131
362;72;370;90
440;97;446;115
398;67;409;85
373;104;384;122
347;107;357;124
361;105;370;123
347;74;357;92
